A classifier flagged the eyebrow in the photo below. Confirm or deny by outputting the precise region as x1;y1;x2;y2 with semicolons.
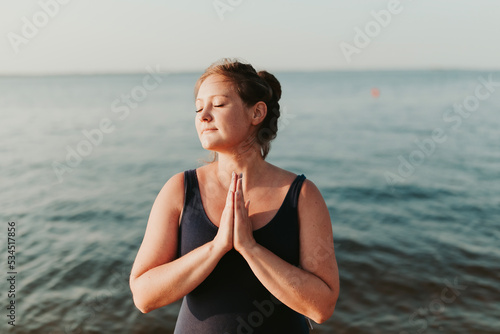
195;94;230;102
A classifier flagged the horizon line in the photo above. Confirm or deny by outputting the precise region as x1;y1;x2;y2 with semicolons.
1;67;500;78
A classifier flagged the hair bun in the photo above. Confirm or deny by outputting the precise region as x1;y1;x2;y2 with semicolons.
195;59;282;159
258;71;282;102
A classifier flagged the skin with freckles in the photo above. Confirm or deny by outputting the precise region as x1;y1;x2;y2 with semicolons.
129;71;340;324
195;74;265;158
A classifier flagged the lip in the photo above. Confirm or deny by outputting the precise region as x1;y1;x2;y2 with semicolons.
202;128;217;134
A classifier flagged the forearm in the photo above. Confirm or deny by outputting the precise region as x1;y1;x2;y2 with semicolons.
130;240;227;313
239;243;337;323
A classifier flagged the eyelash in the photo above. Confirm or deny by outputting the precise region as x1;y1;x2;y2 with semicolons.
195;104;224;113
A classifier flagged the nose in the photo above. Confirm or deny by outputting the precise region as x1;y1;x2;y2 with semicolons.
198;106;212;122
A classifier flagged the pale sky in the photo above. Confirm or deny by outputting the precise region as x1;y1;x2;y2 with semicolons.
1;0;499;75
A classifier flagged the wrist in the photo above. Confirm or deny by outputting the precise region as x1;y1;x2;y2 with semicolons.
236;239;259;258
211;236;232;256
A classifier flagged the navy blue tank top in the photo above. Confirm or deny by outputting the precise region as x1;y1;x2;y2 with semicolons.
173;169;310;334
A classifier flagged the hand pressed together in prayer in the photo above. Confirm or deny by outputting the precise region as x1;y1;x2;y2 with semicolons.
214;171;256;254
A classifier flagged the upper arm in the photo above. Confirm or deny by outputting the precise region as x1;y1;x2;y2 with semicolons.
298;179;339;297
130;171;185;282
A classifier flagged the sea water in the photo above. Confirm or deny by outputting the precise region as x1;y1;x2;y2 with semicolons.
1;70;499;333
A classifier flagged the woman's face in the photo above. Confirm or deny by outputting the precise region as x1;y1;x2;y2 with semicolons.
195;74;253;153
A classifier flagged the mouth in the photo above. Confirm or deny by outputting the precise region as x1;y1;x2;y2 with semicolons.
202;128;217;134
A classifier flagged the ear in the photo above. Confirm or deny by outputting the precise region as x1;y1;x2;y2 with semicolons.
250;101;267;126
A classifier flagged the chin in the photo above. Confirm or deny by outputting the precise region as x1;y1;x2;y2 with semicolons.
200;140;219;151
199;135;240;152
200;140;234;153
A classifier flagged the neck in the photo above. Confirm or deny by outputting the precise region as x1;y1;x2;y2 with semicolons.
214;143;267;190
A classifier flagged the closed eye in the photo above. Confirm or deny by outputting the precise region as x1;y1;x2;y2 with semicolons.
195;104;224;113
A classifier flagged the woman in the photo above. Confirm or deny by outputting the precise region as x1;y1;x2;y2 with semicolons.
130;59;339;333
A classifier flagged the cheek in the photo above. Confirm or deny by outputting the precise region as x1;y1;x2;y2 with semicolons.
228;108;250;129
224;118;246;137
194;118;202;132
227;122;252;143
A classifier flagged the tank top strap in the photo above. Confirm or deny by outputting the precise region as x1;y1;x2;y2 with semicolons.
183;169;198;207
288;174;306;208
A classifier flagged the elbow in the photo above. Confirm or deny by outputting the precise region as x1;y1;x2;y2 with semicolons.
136;305;153;314
311;291;339;324
311;304;336;324
312;304;336;324
132;291;154;314
132;292;158;314
130;277;154;314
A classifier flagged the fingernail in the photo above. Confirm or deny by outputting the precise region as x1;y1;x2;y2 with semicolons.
232;171;235;178
239;173;243;178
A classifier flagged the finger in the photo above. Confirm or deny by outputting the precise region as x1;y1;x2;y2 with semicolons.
234;182;240;212
231;171;237;191
235;191;245;222
237;198;249;217
237;176;244;203
227;175;235;222
236;183;245;214
235;180;243;213
228;185;234;216
231;171;238;193
226;171;235;204
236;177;241;195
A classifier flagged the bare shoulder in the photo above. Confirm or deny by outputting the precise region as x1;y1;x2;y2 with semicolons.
265;163;299;186
271;166;321;198
156;171;185;214
299;178;324;202
195;163;214;179
146;170;186;234
163;171;185;191
297;177;330;228
193;163;220;190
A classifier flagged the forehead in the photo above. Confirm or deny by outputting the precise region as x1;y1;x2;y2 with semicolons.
196;75;236;100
